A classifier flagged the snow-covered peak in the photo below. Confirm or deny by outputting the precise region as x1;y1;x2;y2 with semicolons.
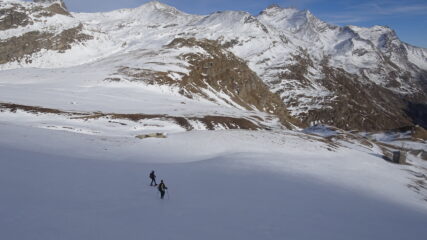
258;5;332;34
79;0;198;27
259;5;299;17
348;25;399;49
196;10;254;26
137;0;177;12
257;4;336;47
119;0;197;24
349;25;395;39
265;4;281;10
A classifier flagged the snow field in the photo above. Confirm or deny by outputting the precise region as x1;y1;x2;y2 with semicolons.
1;122;427;240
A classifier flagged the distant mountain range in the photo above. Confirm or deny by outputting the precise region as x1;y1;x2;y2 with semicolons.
1;0;426;131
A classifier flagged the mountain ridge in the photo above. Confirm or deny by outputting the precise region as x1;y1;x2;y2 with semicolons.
1;0;426;131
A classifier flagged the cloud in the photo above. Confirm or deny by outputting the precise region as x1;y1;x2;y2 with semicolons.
323;15;371;25
349;1;427;16
321;0;427;25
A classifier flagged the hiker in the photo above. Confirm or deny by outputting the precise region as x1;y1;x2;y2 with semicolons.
149;170;157;186
158;180;168;199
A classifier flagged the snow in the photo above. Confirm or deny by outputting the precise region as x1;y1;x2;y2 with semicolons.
1;2;427;238
365;131;412;142
361;131;427;152
2;147;426;240
1;119;427;239
406;44;427;70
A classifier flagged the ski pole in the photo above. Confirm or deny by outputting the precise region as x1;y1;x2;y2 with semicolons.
166;189;170;200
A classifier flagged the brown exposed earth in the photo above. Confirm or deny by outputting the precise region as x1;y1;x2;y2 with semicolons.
0;2;70;31
0;24;92;64
0;102;72;115
0;102;266;131
41;3;71;16
136;133;167;139
0;4;32;30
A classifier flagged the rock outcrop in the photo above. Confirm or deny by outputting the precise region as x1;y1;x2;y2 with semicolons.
33;0;67;10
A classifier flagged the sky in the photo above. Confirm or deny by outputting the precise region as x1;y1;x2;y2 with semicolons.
25;0;427;48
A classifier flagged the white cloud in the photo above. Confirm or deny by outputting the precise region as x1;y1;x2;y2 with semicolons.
349;1;427;15
320;1;427;24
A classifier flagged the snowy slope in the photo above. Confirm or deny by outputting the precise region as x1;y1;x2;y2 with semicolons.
1;117;427;240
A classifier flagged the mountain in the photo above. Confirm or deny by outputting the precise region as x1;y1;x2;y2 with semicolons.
1;2;427;238
0;0;426;131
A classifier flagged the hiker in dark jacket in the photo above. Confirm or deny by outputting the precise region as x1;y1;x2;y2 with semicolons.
158;180;168;199
149;170;157;186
